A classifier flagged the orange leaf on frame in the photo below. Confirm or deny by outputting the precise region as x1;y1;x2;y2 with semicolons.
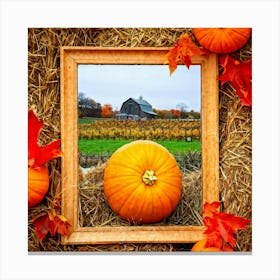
165;34;209;75
202;201;220;217
219;55;252;106
28;110;63;168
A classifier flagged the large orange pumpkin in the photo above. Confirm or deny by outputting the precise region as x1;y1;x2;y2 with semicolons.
28;165;49;207
193;28;251;54
104;140;182;224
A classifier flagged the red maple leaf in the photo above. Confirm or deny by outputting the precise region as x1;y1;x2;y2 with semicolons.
28;110;63;167
192;202;250;251
219;55;252;106
32;208;71;241
201;201;250;250
166;34;209;75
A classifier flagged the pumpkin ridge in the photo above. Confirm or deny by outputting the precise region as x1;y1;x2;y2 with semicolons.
118;184;146;221
151;190;164;223
154;188;173;218
158;173;182;192
105;159;143;174
194;32;210;42
127;191;146;222
155;162;180;176
148;148;171;168
136;188;154;223
105;179;140;203
105;173;142;182
157;182;182;210
134;141;168;166
230;28;251;36
156;164;182;181
124;185;152;223
107;188;135;214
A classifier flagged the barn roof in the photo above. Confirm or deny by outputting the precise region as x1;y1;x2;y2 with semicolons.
132;98;157;115
132;98;151;106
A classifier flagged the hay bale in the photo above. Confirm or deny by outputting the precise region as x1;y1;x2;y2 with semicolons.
79;163;202;227
219;83;252;251
28;28;252;252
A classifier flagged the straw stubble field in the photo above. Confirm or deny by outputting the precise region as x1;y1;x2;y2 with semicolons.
28;28;252;252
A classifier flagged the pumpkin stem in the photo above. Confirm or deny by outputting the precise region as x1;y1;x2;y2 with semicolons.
142;170;157;186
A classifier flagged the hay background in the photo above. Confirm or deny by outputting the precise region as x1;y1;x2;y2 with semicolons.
28;28;252;252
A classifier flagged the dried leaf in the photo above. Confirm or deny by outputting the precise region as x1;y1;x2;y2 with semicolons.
166;34;209;75
219;55;252;106
55;214;71;236
32;208;71;241
32;212;50;241
28;110;63;168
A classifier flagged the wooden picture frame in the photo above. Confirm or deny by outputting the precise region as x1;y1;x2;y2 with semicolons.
60;47;219;245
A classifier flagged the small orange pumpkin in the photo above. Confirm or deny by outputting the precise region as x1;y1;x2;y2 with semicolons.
104;140;182;224
191;239;233;252
193;28;251;54
28;165;49;207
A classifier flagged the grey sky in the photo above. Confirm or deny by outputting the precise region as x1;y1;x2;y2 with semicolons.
78;64;201;111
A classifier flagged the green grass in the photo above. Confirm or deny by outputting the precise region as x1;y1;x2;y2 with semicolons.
78;139;201;155
78;118;95;124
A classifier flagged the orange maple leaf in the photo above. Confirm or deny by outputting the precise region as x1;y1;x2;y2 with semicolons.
32;208;71;241
204;212;250;248
28;110;63;168
166;33;209;75
192;201;250;251
219;55;252;106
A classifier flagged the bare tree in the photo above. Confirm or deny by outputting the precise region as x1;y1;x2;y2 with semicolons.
176;102;188;118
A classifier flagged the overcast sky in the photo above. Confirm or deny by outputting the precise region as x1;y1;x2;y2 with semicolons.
78;64;201;111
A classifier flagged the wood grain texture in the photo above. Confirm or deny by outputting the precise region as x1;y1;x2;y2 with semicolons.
201;53;220;203
63;226;206;245
60;47;219;245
